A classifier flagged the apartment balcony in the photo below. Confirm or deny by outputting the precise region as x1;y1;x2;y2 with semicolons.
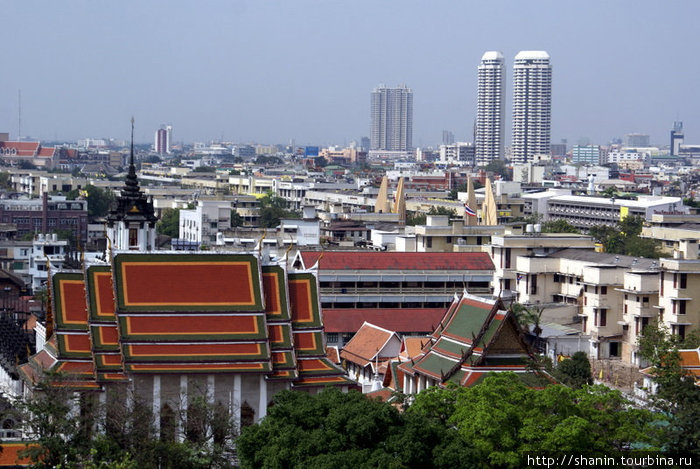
320;286;491;297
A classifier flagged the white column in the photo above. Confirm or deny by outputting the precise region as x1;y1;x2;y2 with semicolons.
97;392;107;432
403;375;409;395
417;375;424;393
178;375;187;443
207;375;215;406
233;375;242;433
258;375;267;421
153;375;161;438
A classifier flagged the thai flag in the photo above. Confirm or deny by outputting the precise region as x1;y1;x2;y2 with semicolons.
464;202;476;217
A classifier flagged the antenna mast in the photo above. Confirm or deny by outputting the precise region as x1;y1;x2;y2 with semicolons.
18;90;21;142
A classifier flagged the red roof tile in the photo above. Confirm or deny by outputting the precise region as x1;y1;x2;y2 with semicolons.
0;141;40;157
340;322;396;367
37;147;55;157
324;308;446;334
300;251;494;271
326;346;340;364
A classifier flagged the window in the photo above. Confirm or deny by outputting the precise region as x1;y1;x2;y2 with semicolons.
642;297;649;306
679;301;687;315
680;273;687;289
660;272;664;295
505;248;511;269
553;273;561;283
425;237;432;248
601;286;607;295
609;342;620;357
595;309;607;327
326;333;338;344
129;228;139;248
530;274;537;295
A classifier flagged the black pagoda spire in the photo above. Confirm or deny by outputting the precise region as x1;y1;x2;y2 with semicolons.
106;118;157;226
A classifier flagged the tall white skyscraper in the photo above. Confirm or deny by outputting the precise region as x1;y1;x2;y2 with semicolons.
475;51;505;166
370;84;413;153
511;51;552;164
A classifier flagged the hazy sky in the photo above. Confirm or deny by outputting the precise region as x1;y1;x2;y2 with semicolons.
2;1;699;147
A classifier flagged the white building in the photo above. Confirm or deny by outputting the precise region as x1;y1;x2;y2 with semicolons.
179;200;233;245
438;142;475;165
27;234;68;291
476;51;505;166
512;51;552;164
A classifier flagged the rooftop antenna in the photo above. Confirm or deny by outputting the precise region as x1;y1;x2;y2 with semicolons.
17;89;21;142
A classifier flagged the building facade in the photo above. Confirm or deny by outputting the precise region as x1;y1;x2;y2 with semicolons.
370;85;413;153
511;51;552;164
475;51;505;166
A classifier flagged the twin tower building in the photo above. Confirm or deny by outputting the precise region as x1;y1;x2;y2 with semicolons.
370;51;551;166
476;50;552;166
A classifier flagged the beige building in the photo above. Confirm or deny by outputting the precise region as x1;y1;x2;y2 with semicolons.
413;215;504;253
513;248;660;364
658;255;700;345
490;232;595;300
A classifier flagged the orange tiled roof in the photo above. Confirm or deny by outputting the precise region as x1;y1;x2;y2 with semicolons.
340;322;397;367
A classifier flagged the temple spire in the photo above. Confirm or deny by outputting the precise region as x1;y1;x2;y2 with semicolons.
124;117;140;196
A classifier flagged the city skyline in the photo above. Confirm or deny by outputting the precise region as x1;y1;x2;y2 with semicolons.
1;1;699;147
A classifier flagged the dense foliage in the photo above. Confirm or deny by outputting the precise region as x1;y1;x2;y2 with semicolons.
638;322;700;457
156;208;181;238
239;374;663;469
589;215;661;258
258;191;300;228
10;375;237;469
67;185;115;219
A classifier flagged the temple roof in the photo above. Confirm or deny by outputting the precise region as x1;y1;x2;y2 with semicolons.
22;250;353;390
398;292;550;388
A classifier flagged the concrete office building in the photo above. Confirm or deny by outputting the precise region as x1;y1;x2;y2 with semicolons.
370;85;413;156
670;122;684;156
512;51;552;164
475;51;505;166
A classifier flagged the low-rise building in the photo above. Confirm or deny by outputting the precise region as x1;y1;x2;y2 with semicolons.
294;251;494;348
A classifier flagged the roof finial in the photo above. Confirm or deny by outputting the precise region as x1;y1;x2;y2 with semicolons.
130;116;135;167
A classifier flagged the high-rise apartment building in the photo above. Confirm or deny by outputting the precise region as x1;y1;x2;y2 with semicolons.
370;85;413;153
154;125;172;155
475;51;505;166
511;51;552;164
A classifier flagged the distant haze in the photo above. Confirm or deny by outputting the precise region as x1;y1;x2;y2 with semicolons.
1;1;698;148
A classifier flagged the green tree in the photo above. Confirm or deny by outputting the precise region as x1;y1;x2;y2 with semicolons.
0;171;12;190
230;209;244;227
406;212;427;226
541;219;580;234
484;159;511;180
589;216;661;258
238;388;463;469
157;208;181;238
71;185;116;219
428;206;458;217
638;322;700;457
444;373;661;467
258;192;298;228
554;351;593;388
